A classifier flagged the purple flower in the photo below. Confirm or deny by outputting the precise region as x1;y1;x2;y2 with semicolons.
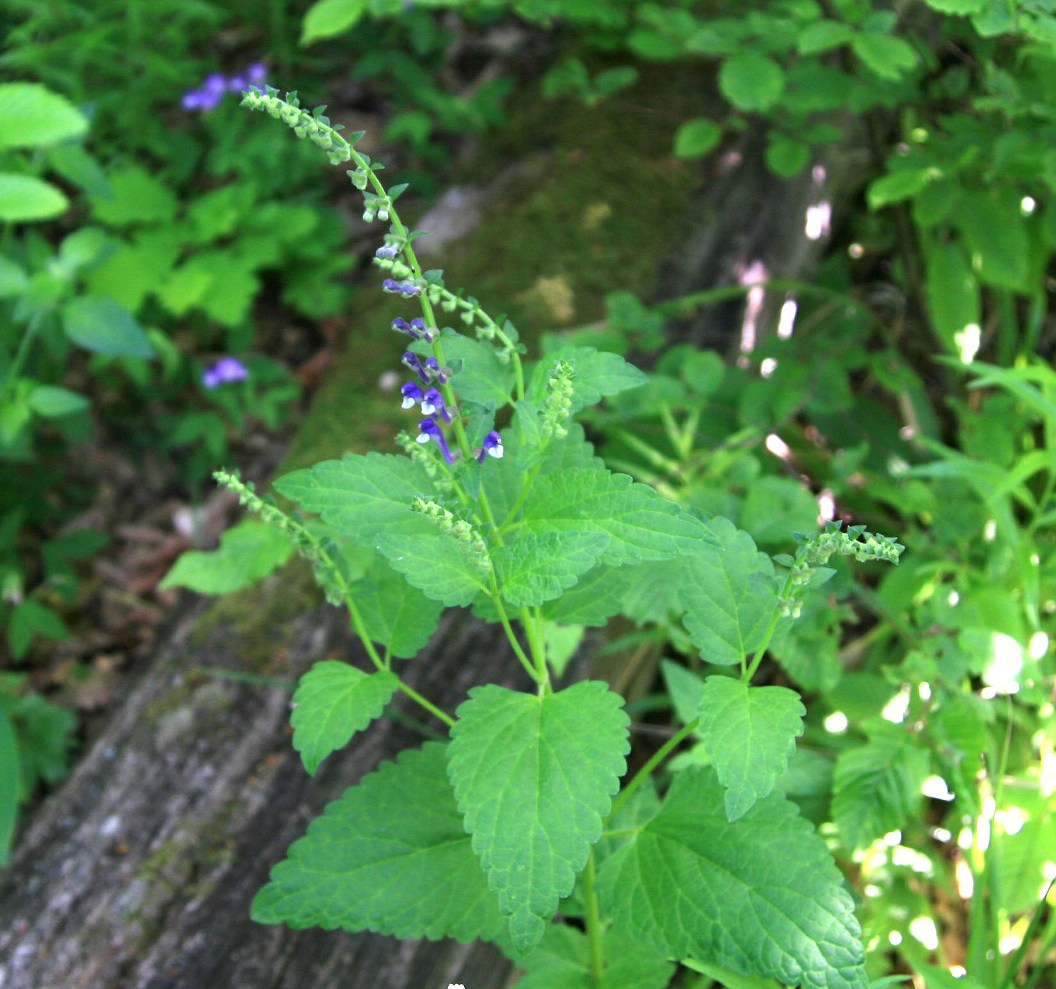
382;278;421;298
402;352;430;384
424;357;450;383
246;62;268;86
416;418;454;464
203;357;249;389
476;431;504;463
401;382;425;409
375;244;400;260
422;388;454;423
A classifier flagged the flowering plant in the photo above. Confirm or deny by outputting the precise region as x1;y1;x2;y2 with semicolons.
178;85;906;989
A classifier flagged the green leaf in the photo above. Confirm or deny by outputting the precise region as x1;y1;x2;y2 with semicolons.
90;164;178;227
598;767;869;989
529;346;648;414
7;692;75;791
797;20;855;55
274;454;435;542
922;0;984;12
301;0;368;44
697;677;805;820
375;520;490;608
8;599;69;660
252;742;505;941
674;118;723;159
493;531;609;607
448;681;630;953
160;519;296;595
517;468;716;567
291;662;398;774
850;33;918;80
0;83;87;149
0;174;68;222
26;385;89;418
957;189;1030;291
62;295;154;358
538;564;628;627
679;517;778;667
0;256;27;298
718;54;785;112
766;134;810;177
867;167;938;209
660;660;706;728
418;330;515;410
832;724;931;850
516;923;676;989
0;706;19;865
354;556;444;659
924;238;979;352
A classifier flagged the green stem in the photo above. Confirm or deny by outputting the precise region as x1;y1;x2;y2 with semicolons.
583;850;605;987
743;568;795;682
395;679;455;728
608;718;698;821
3;311;43;405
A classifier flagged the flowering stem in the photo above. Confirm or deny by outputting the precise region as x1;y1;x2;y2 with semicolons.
743;567;795;683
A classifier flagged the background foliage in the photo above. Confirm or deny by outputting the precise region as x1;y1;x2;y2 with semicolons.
1;1;1055;987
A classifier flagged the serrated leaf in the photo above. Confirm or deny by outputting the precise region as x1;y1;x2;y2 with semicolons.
252;742;504;941
274;453;435;541
697;677;805;820
291;662;398;774
0;83;87;149
832;724;931;850
528;346;647;414
354;556;443;658
448;681;630;953
493;531;608;607
417;330;515;410
516;923;675;989
598;767;869;989
538;564;628;627
62;295;154;358
719;53;785;111
660;660;707;728
375;521;490;608
679;517;777;666
0;174;68;222
518;468;715;566
160;519;295;594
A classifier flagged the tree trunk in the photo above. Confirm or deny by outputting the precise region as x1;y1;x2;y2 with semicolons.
0;593;521;989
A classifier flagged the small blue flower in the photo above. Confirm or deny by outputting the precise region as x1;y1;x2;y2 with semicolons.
417;418;454;464
476;430;504;463
203;356;250;389
375;244;400;261
401;382;425;409
402;352;430;384
422;388;454;423
424;357;450;383
382;278;421;298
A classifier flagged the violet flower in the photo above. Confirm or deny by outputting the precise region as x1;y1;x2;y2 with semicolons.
203;356;249;389
416;418;454;464
476;430;504;463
